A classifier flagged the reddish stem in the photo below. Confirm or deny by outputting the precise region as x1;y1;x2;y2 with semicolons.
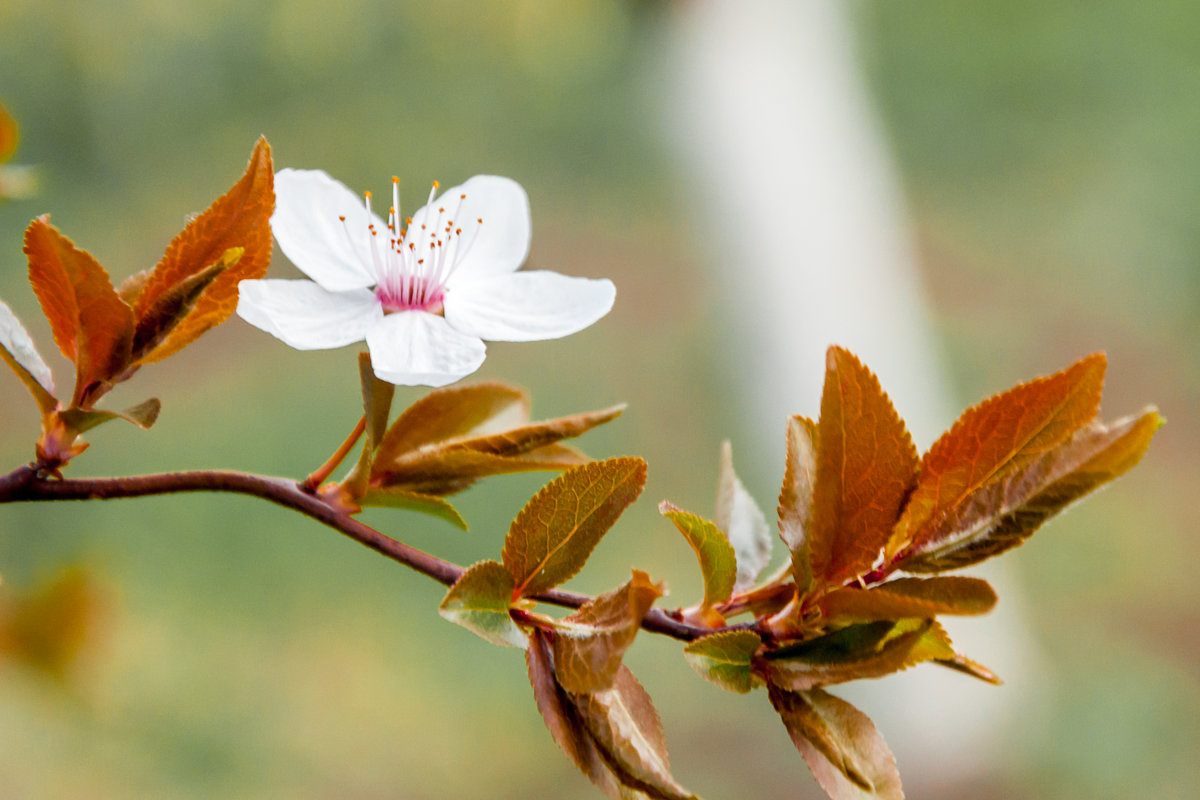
0;465;703;641
301;415;367;492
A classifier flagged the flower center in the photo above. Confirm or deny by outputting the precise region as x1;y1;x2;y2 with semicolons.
339;178;482;314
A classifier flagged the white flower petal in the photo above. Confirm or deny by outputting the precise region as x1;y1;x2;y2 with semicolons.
271;169;381;292
414;175;531;283
365;311;487;387
443;271;615;342
237;279;381;349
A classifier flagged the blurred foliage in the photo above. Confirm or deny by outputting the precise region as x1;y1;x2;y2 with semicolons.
0;1;1196;798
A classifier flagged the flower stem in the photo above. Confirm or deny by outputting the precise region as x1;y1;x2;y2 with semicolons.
302;415;366;492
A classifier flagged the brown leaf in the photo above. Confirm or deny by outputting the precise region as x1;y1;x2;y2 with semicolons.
527;629;624;797
933;652;1002;685
887;352;1106;562
778;414;818;594
763;619;955;692
574;664;698;800
553;570;663;693
128;137;274;362
897;407;1160;573
768;684;904;799
129;250;237;363
376;444;592;496
23;216;134;406
818;577;997;623
374;381;530;463
371;383;623;493
809;347;918;586
504;457;647;598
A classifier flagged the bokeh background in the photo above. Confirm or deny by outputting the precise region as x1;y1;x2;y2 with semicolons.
1;1;1197;798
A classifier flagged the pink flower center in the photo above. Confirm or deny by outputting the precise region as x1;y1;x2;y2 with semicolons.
340;178;482;315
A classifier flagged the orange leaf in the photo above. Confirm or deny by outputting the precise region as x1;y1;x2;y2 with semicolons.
897;407;1160;573
887;352;1105;562
809;347;918;586
0;100;18;163
23;216;134;406
129;137;274;363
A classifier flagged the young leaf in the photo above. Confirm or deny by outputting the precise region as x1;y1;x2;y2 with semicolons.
503;457;647;598
374;381;530;462
552;570;663;693
574;664;699;800
768;684;904;799
372;399;623;494
375;445;592;496
818;577;997;623
57;397;161;432
809;347;919;586
715;441;772;590
659;501;737;620
129;250;237;363
128;137;274;363
526;629;623;797
23;216;134;406
887;352;1106;562
0;299;57;414
763;619;955;692
778;415;818;594
933;651;1002;685
683;630;764;694
339;351;396;499
358;487;467;530
897;407;1161;573
438;561;527;648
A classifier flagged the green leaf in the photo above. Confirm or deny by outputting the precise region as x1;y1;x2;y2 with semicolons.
57;397;161;432
715;441;772;590
818;577;997;623
768;684;903;799
763;619;955;692
503;457;647;598
340;351;396;498
552;570;662;694
438;561;526;648
358;487;467;530
0;298;57;414
683;630;764;694
897;407;1162;573
659;502;737;618
778;415;818;595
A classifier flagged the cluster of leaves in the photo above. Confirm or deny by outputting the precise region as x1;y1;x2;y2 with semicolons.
438;346;1159;800
0;138;274;472
310;351;626;527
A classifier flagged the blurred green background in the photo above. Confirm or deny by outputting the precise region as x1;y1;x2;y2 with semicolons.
1;1;1196;798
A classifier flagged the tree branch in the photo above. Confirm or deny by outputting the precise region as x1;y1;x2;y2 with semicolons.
0;465;705;641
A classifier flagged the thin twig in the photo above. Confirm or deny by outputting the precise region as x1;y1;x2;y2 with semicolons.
0;465;709;642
